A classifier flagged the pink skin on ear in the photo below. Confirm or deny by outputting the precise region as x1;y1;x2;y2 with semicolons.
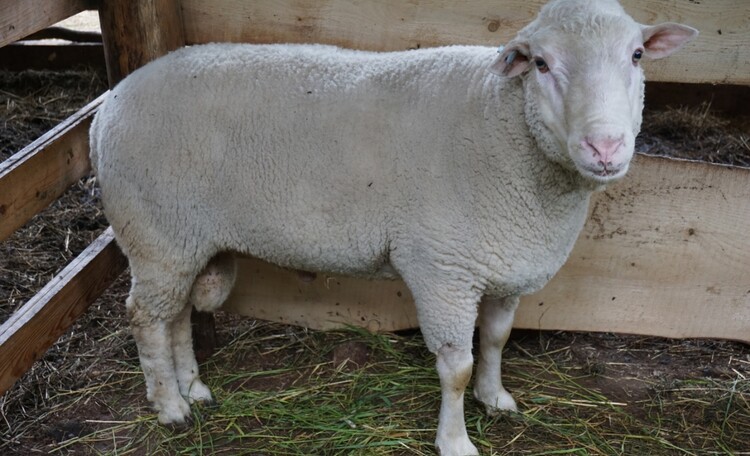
642;23;699;59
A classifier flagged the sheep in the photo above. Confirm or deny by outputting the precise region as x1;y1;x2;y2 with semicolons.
89;0;697;453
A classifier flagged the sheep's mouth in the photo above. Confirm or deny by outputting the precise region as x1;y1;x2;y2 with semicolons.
577;163;629;183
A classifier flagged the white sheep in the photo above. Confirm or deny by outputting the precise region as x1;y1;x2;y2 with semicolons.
89;0;697;453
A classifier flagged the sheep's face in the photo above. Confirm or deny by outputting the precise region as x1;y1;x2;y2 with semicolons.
490;1;697;184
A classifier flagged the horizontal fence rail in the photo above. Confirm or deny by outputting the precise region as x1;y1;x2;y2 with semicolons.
0;95;104;242
0;93;128;395
0;228;126;395
181;0;749;85
0;0;95;48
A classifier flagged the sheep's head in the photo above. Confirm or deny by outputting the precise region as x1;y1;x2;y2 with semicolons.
490;0;697;184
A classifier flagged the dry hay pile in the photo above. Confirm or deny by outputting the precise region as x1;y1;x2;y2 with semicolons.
0;69;748;455
638;102;750;167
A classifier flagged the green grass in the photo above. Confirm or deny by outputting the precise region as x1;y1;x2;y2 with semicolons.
48;322;750;455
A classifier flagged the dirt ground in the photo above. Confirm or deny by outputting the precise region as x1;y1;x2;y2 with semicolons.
1;69;749;455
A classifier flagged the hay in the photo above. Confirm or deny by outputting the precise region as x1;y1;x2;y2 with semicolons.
25;326;750;455
637;102;750;167
1;69;748;455
0;69;107;160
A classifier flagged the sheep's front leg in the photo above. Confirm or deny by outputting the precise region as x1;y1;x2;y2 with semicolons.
170;304;213;404
398;267;480;455
436;344;478;456
474;295;519;414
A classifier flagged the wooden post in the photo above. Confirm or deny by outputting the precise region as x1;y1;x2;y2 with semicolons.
98;0;186;86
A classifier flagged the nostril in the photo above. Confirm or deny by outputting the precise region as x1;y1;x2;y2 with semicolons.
584;136;624;162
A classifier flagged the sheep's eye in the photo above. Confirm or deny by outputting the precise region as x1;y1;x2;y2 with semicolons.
534;58;549;73
632;49;643;64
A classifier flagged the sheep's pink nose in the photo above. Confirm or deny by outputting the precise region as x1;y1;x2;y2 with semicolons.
583;136;624;166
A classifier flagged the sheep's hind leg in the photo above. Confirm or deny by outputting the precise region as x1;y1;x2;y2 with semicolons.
171;253;237;404
170;304;213;404
474;295;519;415
127;266;198;425
129;310;192;425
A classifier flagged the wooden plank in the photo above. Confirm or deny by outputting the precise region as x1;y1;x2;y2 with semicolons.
223;155;750;344
180;0;748;85
0;228;127;395
225;264;417;333
0;95;104;242
0;0;94;48
98;0;186;86
21;26;101;43
514;155;750;342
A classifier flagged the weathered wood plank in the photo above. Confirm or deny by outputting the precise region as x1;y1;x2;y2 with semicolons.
223;155;750;344
180;0;747;85
0;228;127;395
99;0;186;86
0;95;104;242
0;0;94;48
515;155;750;342
225;265;417;333
21;26;101;43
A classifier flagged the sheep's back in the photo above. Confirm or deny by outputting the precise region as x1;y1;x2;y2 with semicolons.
91;44;500;276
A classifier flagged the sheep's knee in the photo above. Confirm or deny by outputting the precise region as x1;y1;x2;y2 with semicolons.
190;252;237;312
435;345;478;456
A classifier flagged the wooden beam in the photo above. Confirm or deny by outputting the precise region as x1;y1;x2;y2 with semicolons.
98;0;185;86
222;155;750;344
0;95;104;242
0;228;127;395
180;0;748;85
0;0;94;48
21;26;102;43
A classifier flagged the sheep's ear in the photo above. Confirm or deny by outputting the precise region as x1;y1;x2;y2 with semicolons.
489;41;531;77
641;23;698;59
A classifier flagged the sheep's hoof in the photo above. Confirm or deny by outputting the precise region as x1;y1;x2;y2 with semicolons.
435;436;479;456
473;388;517;416
187;380;214;405
156;397;192;427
